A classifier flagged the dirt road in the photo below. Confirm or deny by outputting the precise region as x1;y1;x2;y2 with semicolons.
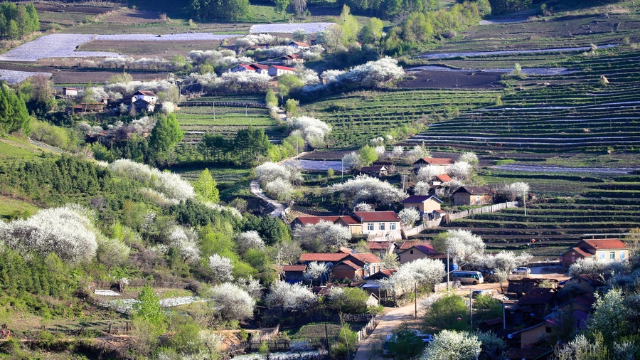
353;299;427;360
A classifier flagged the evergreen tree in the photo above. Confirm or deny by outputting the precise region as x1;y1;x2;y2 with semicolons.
149;113;183;154
0;84;31;134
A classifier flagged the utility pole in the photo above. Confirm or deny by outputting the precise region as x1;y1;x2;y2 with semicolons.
325;322;331;360
447;250;450;291
341;158;344;182
402;174;406;192
212;101;215;121
469;288;473;329
414;281;418;319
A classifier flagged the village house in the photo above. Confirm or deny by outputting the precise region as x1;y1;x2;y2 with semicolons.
396;240;437;264
73;103;104;114
288;41;310;49
413;157;455;174
290;215;362;235
353;211;401;240
281;54;304;66
298;252;382;280
281;264;306;283
359;165;388;178
231;64;256;72
452;185;493;205
361;269;396;300
133;98;155;113
401;195;442;216
366;241;395;258
269;65;296;77
431;174;452;186
62;87;78;97
131;90;157;104
251;63;270;74
560;238;628;267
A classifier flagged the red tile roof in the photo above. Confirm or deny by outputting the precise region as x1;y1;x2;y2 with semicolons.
367;241;392;250
402;195;442;204
568;246;593;258
338;216;360;225
136;90;156;96
338;247;354;254
271;65;296;71
582;238;627;250
398;240;431;251
352;253;381;264
435;174;452;182
294;216;341;225
367;269;396;279
236;64;256;71
453;186;492;195
251;63;270;70
300;253;348;262
283;265;306;272
290;41;310;47
354;211;400;222
573;293;596;309
416;157;455;165
337;260;361;270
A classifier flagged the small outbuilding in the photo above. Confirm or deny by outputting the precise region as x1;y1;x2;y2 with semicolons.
359;165;388;178
401;195;442;216
452;186;493;205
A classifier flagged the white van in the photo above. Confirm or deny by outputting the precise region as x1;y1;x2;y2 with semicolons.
452;271;484;285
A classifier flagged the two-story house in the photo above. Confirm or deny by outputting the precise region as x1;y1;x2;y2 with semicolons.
353;211;401;240
131;90;157;104
412;157;455;174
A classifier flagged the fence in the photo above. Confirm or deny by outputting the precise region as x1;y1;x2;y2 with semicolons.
356;315;378;343
402;218;442;237
178;101;267;109
444;201;519;222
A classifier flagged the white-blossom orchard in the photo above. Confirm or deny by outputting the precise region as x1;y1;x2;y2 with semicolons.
293;220;351;252
208;254;234;283
210;282;255;321
287;116;331;148
330;174;407;206
109;159;195;201
0;205;99;263
265;282;317;312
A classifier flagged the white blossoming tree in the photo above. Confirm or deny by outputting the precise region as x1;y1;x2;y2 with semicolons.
342;151;363;170
459;152;479;166
436;229;486;268
392;146;404;159
420;330;482;360
288;116;331;148
265;282;317;312
109;159;195;201
447;161;472;180
166;226;201;264
414;181;431;196
0;205;99;264
407;145;430;164
417;165;442;183
398;207;420;227
235;276;263;300
210;283;255;321
304;261;329;283
208;254;234;283
330;174;406;207
380;258;445;297
293;220;351;252
235;231;265;255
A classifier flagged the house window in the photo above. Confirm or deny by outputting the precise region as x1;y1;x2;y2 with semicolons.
367;223;374;231
621;251;625;259
390;223;397;230
600;252;605;260
410;250;414;254
610;252;615;260
379;223;385;231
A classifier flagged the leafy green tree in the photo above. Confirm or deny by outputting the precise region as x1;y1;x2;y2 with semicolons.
358;145;378;166
265;88;278;107
193;168;220;203
274;0;289;13
473;294;502;324
149;113;183;155
0;84;31;135
423;293;470;331
284;98;298;116
277;74;303;99
386;325;425;359
134;284;166;328
360;17;384;45
190;0;250;21
339;5;359;44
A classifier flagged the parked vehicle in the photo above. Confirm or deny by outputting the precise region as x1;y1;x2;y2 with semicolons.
511;267;531;275
472;289;494;298
451;271;484;285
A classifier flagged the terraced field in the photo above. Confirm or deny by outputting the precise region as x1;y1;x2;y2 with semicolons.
303;89;499;147
414;172;640;259
176;96;283;144
404;50;640;152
